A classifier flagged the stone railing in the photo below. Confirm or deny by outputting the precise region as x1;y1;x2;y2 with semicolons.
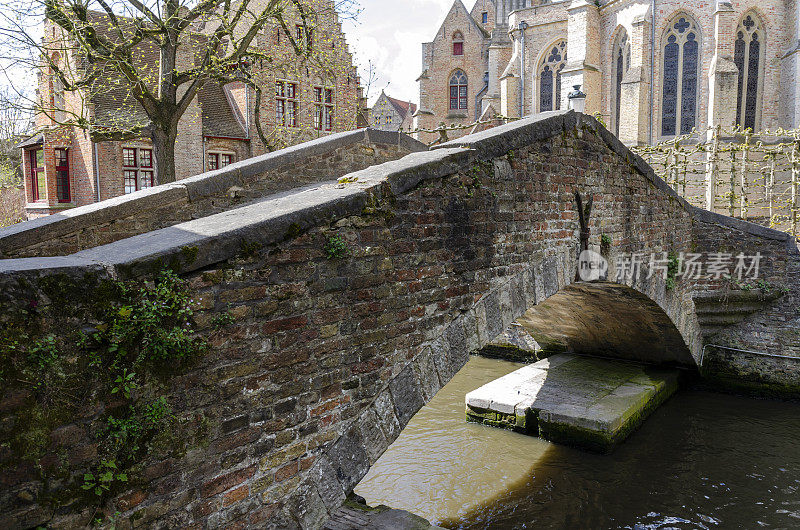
0;129;426;259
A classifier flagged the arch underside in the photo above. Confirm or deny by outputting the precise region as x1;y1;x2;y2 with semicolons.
517;281;695;366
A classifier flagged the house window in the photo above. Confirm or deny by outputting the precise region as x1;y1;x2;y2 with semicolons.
208;153;234;171
55;148;70;203
612;31;631;136
276;80;299;127
453;31;464;56
482;12;488;24
29;148;45;202
374;115;380;126
385;115;392;125
122;147;154;194
449;70;468;111
661;16;700;136
314;87;334;131
734;13;764;132
539;40;567;112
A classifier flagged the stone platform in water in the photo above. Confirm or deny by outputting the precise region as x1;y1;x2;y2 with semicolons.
465;354;679;452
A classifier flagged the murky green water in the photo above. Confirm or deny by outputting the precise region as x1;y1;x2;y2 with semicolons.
355;356;800;529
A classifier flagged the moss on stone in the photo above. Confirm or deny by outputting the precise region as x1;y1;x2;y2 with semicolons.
284;222;303;241
180;245;199;265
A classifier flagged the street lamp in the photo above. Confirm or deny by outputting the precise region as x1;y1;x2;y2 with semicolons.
568;84;586;113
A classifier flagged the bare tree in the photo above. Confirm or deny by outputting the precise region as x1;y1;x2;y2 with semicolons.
0;86;31;185
0;0;361;184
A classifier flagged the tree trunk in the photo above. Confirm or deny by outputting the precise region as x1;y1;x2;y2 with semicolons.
151;125;178;185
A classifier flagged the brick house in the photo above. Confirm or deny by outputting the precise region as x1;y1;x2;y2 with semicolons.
368;91;417;132
19;1;367;219
417;0;800;145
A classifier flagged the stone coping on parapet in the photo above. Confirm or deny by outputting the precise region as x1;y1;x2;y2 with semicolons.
0;143;473;280
0;129;426;257
0;112;794;282
437;110;797;250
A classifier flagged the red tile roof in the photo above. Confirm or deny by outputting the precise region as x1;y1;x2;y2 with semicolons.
385;95;417;119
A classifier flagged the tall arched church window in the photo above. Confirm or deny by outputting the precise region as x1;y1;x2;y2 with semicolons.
612;31;631;136
539;40;567;112
449;70;468;111
661;16;700;136
734;13;764;131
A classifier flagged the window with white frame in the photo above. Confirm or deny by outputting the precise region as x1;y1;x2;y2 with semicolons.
122;147;154;194
276;80;299;127
314;86;334;131
208;152;234;171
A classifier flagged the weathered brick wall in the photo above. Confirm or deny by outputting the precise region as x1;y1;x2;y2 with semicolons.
0;131;425;259
690;209;800;393
1;112;797;529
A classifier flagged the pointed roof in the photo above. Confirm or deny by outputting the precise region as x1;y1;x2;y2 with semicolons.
432;0;490;42
385;95;418;120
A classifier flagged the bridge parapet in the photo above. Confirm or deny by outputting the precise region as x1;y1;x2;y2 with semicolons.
1;111;798;529
0;129;425;260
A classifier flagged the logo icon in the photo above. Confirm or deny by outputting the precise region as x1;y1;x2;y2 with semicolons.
578;250;608;282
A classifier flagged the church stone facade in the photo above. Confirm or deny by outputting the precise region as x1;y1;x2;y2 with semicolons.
416;0;800;145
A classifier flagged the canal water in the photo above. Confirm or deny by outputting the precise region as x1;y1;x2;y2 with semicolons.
354;356;800;529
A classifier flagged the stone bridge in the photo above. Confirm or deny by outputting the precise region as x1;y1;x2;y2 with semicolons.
1;113;798;529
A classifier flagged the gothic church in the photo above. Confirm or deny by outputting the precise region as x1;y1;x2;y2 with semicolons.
416;0;800;145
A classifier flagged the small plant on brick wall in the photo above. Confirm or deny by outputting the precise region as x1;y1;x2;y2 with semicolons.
211;306;236;330
464;160;495;198
666;251;680;291
0;269;206;521
324;235;350;260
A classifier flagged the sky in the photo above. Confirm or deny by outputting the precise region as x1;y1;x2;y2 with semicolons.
344;0;473;107
0;0;467;111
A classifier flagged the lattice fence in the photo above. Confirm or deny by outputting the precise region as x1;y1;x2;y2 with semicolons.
633;126;800;239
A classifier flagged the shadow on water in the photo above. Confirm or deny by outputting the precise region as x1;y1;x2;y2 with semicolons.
356;357;800;530
354;356;561;523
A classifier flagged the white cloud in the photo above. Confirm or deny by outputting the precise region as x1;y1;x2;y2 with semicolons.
344;0;478;106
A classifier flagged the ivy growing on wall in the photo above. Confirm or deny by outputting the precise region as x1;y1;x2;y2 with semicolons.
0;270;206;523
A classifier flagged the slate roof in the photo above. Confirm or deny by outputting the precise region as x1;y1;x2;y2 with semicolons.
16;134;43;149
198;83;248;139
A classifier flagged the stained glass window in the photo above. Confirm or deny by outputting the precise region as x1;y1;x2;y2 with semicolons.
734;14;763;131
449;70;468;111
539;40;567;112
661;16;700;136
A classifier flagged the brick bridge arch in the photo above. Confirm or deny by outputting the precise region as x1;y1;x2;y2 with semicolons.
2;112;797;529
